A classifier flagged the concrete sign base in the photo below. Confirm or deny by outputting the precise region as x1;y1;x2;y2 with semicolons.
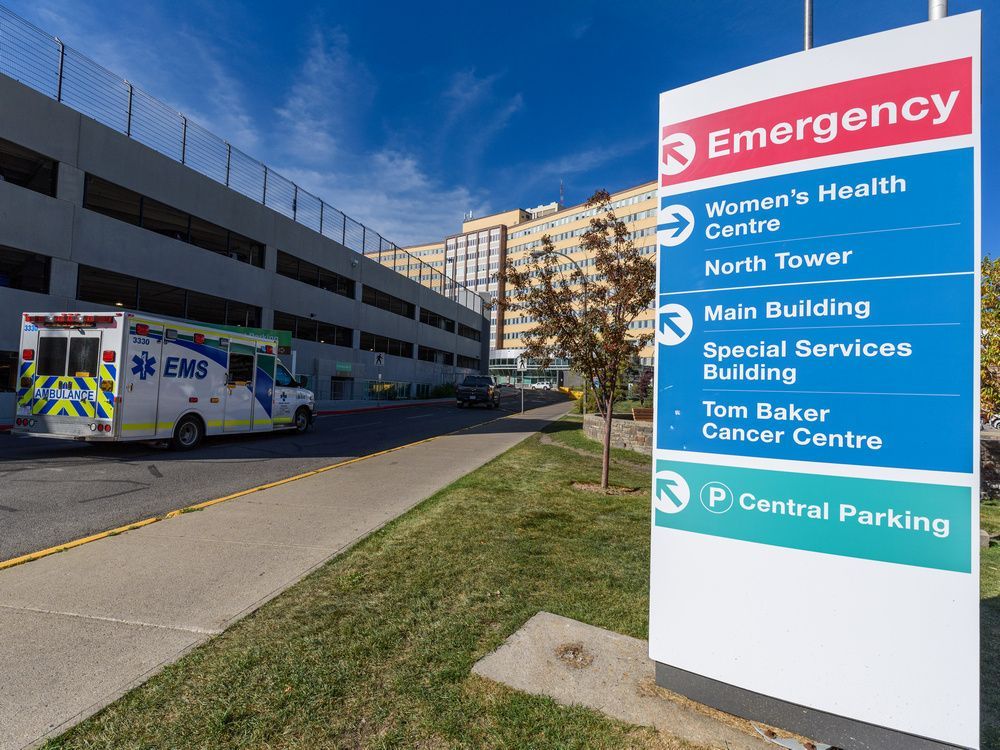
655;662;965;750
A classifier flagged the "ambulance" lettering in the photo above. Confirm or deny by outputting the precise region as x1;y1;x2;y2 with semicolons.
33;387;96;402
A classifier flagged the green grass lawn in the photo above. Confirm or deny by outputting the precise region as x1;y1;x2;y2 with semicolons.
43;420;1000;749
981;499;1000;750
45;420;696;750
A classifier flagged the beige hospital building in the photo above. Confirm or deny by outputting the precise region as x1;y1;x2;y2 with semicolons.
378;180;659;384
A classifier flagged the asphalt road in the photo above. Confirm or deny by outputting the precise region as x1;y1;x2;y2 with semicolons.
0;389;565;562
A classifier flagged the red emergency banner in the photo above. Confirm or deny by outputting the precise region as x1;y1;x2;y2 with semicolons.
661;57;972;186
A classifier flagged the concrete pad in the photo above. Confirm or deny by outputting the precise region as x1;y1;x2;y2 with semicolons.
0;607;201;750
472;611;777;750
0;532;327;633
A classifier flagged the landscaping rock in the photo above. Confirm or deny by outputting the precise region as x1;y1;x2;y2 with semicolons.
582;414;652;455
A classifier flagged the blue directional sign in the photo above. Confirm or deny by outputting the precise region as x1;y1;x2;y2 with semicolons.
656;149;976;475
656;146;977;566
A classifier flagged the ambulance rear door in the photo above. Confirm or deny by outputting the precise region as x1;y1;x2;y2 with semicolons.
29;328;104;435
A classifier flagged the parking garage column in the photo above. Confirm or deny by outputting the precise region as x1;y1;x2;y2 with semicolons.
260;244;277;329
48;259;78;308
56;163;85;205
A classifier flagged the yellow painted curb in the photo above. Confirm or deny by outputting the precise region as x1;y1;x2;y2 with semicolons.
0;399;550;573
0;434;442;572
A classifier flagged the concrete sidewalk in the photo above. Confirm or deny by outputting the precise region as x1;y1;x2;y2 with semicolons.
0;400;571;750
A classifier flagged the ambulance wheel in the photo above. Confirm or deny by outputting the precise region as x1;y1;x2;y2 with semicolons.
293;407;311;433
172;415;204;450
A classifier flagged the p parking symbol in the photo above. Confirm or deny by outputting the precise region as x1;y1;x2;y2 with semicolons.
699;482;734;514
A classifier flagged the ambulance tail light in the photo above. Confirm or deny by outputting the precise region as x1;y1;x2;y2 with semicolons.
22;348;34;361
24;313;115;327
100;380;113;392
193;333;205;344
20;376;31;388
102;350;116;363
134;324;150;336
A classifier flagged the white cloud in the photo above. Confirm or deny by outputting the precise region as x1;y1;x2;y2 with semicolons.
434;68;524;172
269;32;490;245
14;0;261;152
280;150;490;247
274;27;374;163
7;3;499;246
170;31;260;152
502;138;653;192
442;69;501;125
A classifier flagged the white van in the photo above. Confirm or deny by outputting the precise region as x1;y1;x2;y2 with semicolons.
12;311;315;449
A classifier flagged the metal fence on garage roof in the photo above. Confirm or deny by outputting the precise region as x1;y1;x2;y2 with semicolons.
0;4;484;316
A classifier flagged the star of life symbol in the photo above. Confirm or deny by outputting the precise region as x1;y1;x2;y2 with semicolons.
131;351;156;381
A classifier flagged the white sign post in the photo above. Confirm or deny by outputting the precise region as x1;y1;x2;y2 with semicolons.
517;356;527;413
652;14;980;750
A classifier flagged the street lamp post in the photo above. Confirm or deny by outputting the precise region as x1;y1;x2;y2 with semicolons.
530;248;589;417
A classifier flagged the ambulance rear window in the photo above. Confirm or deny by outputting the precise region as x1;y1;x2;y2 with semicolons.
68;338;99;377
36;337;67;376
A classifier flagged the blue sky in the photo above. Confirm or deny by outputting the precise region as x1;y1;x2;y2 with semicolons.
9;0;996;248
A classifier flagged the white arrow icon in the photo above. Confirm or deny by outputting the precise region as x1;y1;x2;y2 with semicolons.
658;203;695;248
662;132;696;176
656;303;693;346
654;469;690;515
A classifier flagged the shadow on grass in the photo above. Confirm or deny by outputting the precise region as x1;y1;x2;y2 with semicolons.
984;597;1000;749
541;419;584;436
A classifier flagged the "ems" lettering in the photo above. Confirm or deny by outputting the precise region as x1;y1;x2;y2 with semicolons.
163;357;209;379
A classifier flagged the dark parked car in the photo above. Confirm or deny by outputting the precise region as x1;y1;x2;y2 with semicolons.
456;375;500;409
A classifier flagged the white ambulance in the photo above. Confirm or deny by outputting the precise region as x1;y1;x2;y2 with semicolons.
12;311;315;449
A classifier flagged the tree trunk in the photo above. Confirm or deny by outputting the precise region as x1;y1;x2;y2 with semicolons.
601;399;613;489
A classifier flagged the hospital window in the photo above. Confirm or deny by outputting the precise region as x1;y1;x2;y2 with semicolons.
0;137;57;197
361;285;416;319
75;266;260;328
0;351;16;392
419;308;455;332
83;174;264;267
273;311;352;347
457;323;481;342
276;250;355;299
0;245;49;294
359;331;413;359
138;280;186;318
418;346;454;366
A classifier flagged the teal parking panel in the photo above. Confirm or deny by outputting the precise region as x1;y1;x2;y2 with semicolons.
653;460;972;573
